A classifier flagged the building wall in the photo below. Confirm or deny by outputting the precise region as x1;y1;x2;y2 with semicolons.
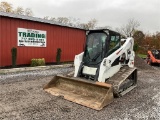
0;16;85;67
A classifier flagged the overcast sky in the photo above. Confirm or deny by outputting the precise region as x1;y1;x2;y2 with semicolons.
2;0;160;33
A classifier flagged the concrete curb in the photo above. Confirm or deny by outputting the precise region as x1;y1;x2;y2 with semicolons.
0;64;73;74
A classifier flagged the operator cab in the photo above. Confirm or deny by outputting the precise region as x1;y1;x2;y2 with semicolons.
151;50;160;59
77;29;121;81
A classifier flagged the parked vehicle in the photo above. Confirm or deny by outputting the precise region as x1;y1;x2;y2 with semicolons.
44;29;137;110
147;50;160;66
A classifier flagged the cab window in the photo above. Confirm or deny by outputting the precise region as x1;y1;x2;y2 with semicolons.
107;35;120;56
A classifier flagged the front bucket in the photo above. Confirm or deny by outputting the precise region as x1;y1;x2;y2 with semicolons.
43;75;113;110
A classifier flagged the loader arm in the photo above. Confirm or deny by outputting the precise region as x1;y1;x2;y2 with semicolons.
100;37;134;69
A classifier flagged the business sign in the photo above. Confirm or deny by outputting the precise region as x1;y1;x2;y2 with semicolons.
18;28;47;47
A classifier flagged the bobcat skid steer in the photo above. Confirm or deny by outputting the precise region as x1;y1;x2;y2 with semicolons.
44;29;137;110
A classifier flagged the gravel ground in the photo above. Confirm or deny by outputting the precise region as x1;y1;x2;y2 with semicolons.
0;59;160;120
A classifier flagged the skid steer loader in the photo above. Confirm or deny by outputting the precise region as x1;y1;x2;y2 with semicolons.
147;50;160;66
44;29;137;110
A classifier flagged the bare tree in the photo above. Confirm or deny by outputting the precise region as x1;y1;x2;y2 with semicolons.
42;15;98;29
24;8;33;16
78;23;88;29
0;1;34;16
117;18;140;37
56;17;71;25
14;7;24;15
79;18;98;29
43;16;50;20
43;16;73;26
67;17;80;27
96;26;112;30
0;2;13;12
86;18;98;29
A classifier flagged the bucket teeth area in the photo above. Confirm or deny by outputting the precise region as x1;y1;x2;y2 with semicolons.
44;75;113;110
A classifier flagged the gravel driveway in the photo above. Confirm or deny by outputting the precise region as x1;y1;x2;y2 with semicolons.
0;64;160;120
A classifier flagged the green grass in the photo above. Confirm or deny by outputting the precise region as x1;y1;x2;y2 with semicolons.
137;54;147;59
